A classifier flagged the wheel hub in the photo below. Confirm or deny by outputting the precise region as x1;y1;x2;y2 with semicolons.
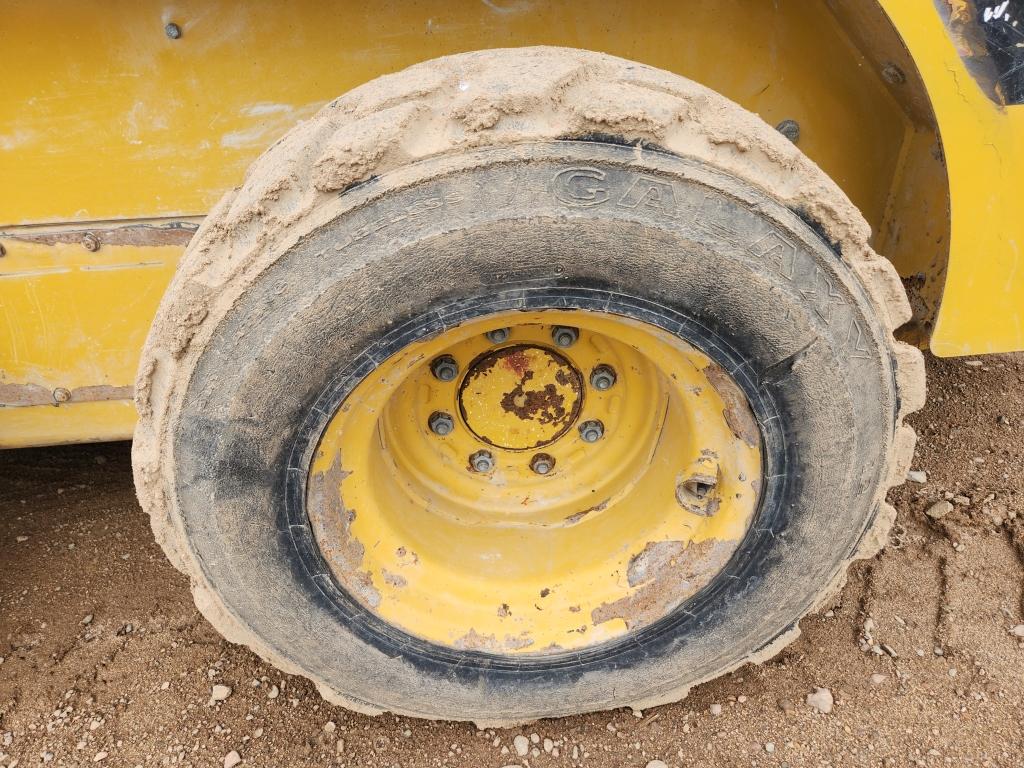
306;309;763;655
459;344;583;450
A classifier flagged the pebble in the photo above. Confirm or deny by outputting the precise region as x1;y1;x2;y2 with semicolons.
223;750;241;768
81;615;93;626
646;761;669;768
513;735;530;756
93;752;107;763
322;721;336;733
15;536;28;543
870;673;888;685
765;742;776;754
543;738;553;753
1009;625;1024;638
267;685;279;700
805;687;834;714
778;698;795;713
210;685;232;703
926;500;953;520
907;470;928;483
709;703;723;716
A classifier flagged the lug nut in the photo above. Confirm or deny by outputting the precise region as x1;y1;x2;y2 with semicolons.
52;387;71;404
165;22;182;39
530;453;555;475
589;364;617;391
430;355;459;382
428;411;455;436
578;419;604;443
469;450;495;473
485;328;510;344
551;326;578;348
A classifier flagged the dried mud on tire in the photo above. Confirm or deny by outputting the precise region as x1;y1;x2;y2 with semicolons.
132;47;925;722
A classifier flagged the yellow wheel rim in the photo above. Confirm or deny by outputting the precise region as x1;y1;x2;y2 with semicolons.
307;310;762;654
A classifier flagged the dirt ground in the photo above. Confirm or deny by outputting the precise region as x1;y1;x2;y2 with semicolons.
1;352;1023;768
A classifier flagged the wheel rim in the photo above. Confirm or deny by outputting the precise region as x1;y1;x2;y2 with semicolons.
307;309;763;654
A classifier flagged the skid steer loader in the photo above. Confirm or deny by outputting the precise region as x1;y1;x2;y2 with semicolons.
1;1;1022;721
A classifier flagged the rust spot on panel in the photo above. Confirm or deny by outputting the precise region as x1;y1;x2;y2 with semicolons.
0;220;198;249
591;539;735;630
307;456;380;609
381;569;407;588
0;382;133;407
703;363;760;447
453;628;535;652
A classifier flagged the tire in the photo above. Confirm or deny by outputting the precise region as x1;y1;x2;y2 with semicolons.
133;47;925;723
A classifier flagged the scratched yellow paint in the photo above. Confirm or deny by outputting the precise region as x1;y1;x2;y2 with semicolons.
308;311;762;653
879;0;1024;356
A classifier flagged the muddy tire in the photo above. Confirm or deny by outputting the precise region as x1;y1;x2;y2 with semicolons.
133;47;924;723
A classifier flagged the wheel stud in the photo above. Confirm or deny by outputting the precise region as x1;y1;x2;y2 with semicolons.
428;411;455;436
469;450;495;473
530;453;555;475
431;355;459;382
578;419;604;443
485;328;510;344
589;364;617;391
551;326;578;348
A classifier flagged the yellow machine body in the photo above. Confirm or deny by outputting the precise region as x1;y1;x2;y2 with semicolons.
1;0;1021;447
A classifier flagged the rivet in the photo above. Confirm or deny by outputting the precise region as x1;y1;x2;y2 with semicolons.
881;63;906;85
82;233;100;252
53;387;72;404
165;22;182;40
776;119;800;144
485;328;510;344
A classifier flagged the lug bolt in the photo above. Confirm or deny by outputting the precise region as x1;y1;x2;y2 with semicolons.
485;328;510;344
52;387;71;404
428;411;455;436
530;453;555;475
578;419;605;443
469;450;495;473
589;364;617;391
430;355;459;382
551;326;578;348
165;22;182;39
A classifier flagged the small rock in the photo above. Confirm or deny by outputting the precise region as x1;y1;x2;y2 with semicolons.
81;614;93;626
335;739;345;755
15;536;28;543
907;470;928;484
513;735;530;757
646;761;669;768
160;682;170;690
926;500;953;520
805;687;834;714
322;721;336;733
765;742;776;754
267;685;279;700
210;684;232;703
543;738;553;753
953;495;971;506
964;360;983;367
93;752;108;763
778;698;795;713
253;728;263;738
709;703;722;716
1009;625;1024;638
869;673;887;685
223;750;241;768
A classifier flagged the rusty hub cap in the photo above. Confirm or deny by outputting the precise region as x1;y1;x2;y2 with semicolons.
306;309;763;655
459;345;583;450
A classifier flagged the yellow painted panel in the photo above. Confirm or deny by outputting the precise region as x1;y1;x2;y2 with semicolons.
879;1;1024;355
0;0;905;235
0;400;137;449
